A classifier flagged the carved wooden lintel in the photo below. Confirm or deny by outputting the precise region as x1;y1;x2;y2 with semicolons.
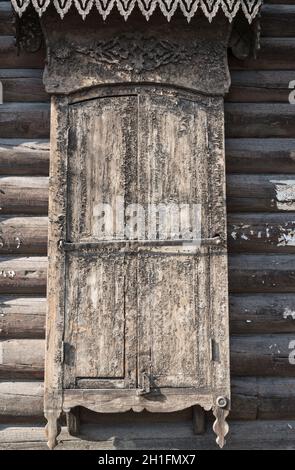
41;9;232;96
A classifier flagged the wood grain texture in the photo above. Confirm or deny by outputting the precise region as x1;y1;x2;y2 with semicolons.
225;139;295;174
227;72;295;103
229;38;295;70
229;254;295;293
261;5;295;37
0;296;46;338
0;339;44;379
0;381;44;421
225;104;295;138
0;70;48;102
0;217;48;255
0;256;47;295
0;177;48;215
230;293;295;334
0;104;50;139
62;88;230;413
0;139;49;176
231;334;295;377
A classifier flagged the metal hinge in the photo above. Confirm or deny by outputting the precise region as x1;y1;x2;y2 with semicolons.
210;339;220;362
61;341;65;363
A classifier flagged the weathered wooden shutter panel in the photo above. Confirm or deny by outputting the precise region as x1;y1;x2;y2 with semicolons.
35;8;244;450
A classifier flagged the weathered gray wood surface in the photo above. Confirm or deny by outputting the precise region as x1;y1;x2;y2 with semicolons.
0;0;295;450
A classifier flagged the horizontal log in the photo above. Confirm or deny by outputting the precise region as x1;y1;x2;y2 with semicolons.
0;69;48;102
231;377;295;421
227;71;294;103
0;217;48;255
0;257;47;295
227;175;295;213
229;38;295;70
0;103;50;139
0;139;49;176
228;213;295;253
230;293;295;334
0;36;45;69
229;254;295;293
0;296;46;338
0;177;48;214
225;104;295;138
261;5;295;37
0;339;44;379
225;139;295;174
231;334;295;377
0;381;44;421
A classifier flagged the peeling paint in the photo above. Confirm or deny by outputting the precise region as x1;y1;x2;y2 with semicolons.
0;270;16;279
278;228;295;247
283;308;295;320
271;180;295;211
231;231;237;240
15;237;21;249
241;234;248;240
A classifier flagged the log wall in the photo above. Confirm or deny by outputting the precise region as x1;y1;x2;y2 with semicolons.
0;0;295;449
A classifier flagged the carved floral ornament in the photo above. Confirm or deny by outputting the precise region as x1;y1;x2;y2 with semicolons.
12;0;263;22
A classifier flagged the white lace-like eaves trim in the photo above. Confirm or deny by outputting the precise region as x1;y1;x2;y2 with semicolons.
11;0;263;23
